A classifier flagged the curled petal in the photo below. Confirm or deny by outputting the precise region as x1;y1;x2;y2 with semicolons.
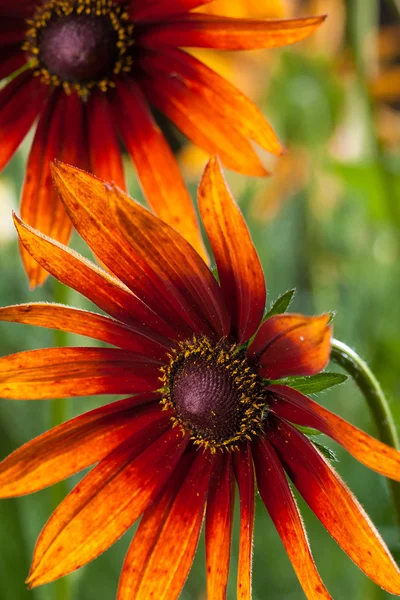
117;450;212;600
253;437;332;599
129;0;213;21
27;426;189;588
0;347;162;399
267;417;400;595
248;313;331;379
268;384;400;482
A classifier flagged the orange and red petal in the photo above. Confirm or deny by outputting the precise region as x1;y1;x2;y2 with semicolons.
14;214;178;340
248;313;332;379
87;91;126;190
199;158;266;343
233;444;255;600
110;79;207;261
129;0;213;21
268;384;400;482
117;449;213;600
141;72;267;175
137;15;326;50
0;347;162;400
27;426;188;588
253;437;332;599
0;73;48;172
140;48;283;156
0;303;172;361
267;417;400;595
0;395;164;497
205;452;234;598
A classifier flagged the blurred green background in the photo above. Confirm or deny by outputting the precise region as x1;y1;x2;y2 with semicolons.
1;0;400;599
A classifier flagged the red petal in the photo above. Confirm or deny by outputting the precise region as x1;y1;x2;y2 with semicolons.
248;313;332;379
0;1;36;17
0;18;27;44
129;0;213;21
0;73;47;171
0;303;171;361
198;157;266;343
27;426;188;587
268;384;400;482
205;452;234;598
0;46;25;80
233;444;255;600
267;417;400;594
87;91;126;190
117;449;213;600
111;79;208;261
0;396;164;497
138;14;326;49
0;347;162;399
140;48;283;156
13;214;178;340
253;437;332;599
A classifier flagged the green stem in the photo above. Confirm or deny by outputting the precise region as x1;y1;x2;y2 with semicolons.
331;339;400;526
50;280;71;600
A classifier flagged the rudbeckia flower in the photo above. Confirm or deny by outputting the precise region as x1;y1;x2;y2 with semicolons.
0;0;324;287
1;159;400;599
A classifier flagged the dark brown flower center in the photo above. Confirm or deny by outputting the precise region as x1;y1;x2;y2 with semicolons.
23;0;134;95
160;337;267;452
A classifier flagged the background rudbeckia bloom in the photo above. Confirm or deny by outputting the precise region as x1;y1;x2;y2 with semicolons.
0;0;325;287
0;159;400;599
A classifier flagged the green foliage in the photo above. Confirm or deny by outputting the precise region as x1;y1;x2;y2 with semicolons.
275;372;348;394
263;288;296;321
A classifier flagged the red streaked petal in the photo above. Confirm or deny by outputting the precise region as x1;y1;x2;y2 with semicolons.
13;214;178;340
87;91;126;190
0;303;172;361
268;384;400;482
0;18;27;43
248;313;332;379
129;0;213;21
0;395;164;497
142;75;267;176
118;449;212;600
27;427;189;588
0;46;25;80
205;452;234;598
233;444;255;600
0;1;36;17
267;417;400;595
253;437;332;599
110;79;208;262
138;15;326;49
140;48;283;156
0;347;161;399
51;161;227;339
198;157;265;343
0;73;47;171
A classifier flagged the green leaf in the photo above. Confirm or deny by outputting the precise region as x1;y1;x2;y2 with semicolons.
310;438;339;463
211;265;220;284
263;288;296;322
295;425;322;437
275;372;348;394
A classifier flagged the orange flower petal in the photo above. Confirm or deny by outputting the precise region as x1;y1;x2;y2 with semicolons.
268;417;400;595
140;48;283;156
87;91;126;190
205;452;234;598
253;437;332;599
20;92;89;287
13;214;177;339
51;161;226;338
142;75;268;175
27;426;188;588
0;347;161;399
117;450;212;600
110;79;208;261
138;15;326;50
0;73;47;171
130;0;213;21
233;444;255;600
199;158;265;343
0;395;164;497
268;384;400;482
0;303;171;361
248;313;332;379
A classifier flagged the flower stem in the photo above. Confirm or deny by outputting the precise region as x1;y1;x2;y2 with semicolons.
330;339;400;526
50;280;71;600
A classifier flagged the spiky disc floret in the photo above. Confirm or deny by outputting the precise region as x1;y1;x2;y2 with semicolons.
160;336;268;453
